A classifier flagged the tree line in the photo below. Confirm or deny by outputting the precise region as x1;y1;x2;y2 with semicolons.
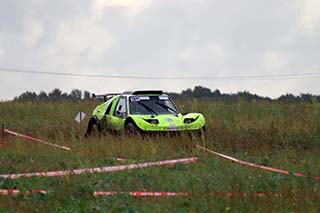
14;89;91;102
12;86;320;103
168;86;320;103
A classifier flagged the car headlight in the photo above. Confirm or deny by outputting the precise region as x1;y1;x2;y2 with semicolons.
183;116;199;124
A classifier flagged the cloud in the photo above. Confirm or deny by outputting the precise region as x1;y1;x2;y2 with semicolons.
54;17;116;60
259;51;288;71
297;0;320;32
94;0;152;19
22;18;44;49
0;0;320;100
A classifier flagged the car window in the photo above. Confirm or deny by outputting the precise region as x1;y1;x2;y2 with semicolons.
129;96;179;115
114;97;127;118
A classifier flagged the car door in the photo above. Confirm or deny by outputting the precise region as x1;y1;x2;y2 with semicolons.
105;96;127;131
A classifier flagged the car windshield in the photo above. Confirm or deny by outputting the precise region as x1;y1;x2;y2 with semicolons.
129;96;179;115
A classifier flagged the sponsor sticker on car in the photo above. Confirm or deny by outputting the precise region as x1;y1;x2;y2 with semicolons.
130;96;150;102
165;118;173;123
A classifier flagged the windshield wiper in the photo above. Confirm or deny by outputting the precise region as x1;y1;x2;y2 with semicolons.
137;102;159;116
155;101;178;114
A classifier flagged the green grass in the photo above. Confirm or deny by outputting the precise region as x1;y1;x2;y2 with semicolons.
1;100;320;211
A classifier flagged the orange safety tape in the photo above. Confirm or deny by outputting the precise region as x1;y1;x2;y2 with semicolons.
0;189;48;195
194;144;320;180
93;191;320;198
1;189;319;198
1;124;5;147
0;156;198;179
93;191;190;197
4;129;71;151
4;128;128;161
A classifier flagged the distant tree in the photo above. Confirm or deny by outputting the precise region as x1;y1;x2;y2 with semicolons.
61;93;69;100
38;91;48;101
212;89;222;97
181;88;193;98
48;88;62;101
167;92;179;100
236;91;257;102
300;93;313;103
193;86;212;98
68;89;82;101
83;91;91;100
277;93;299;103
15;91;37;102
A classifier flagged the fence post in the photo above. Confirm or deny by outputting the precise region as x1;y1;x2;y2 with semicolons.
80;109;82;130
1;124;4;146
79;107;82;142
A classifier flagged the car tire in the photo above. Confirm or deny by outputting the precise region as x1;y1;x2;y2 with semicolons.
85;117;100;137
125;122;139;137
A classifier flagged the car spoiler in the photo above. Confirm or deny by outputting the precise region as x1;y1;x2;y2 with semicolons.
92;93;121;102
92;90;164;101
132;90;163;95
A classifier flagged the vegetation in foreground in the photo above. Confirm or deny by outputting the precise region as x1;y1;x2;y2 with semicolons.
0;99;320;212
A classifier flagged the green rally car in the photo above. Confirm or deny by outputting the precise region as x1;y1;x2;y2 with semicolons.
85;90;205;137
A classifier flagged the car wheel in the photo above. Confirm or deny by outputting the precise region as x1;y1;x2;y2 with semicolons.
125;122;139;137
85;117;100;137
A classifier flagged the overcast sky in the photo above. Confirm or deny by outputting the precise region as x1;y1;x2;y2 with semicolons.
0;0;320;100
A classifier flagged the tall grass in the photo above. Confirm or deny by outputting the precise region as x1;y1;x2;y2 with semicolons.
0;99;320;211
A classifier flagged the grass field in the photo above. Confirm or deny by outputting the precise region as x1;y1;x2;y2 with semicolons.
1;99;320;212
